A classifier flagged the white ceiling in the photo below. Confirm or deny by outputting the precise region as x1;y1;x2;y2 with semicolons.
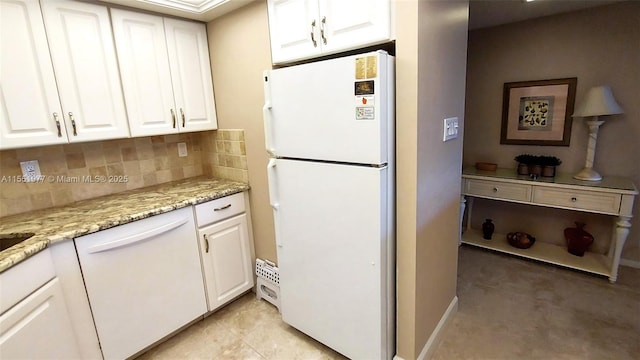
468;0;623;30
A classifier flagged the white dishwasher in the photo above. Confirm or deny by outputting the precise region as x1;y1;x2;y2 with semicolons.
75;207;206;360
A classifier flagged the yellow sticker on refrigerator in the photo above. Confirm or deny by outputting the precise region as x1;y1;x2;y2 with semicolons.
355;55;378;79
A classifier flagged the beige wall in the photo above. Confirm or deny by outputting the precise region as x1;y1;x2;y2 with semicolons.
464;1;640;263
208;1;468;358
395;1;469;358
395;1;419;357
206;1;277;262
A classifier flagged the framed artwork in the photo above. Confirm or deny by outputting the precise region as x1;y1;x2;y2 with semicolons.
500;78;577;146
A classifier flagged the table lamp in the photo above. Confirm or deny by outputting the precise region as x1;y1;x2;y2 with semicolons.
572;85;623;181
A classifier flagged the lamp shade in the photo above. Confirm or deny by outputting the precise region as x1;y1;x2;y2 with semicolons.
572;85;624;117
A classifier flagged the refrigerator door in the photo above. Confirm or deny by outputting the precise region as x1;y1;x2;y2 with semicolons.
264;51;392;165
267;158;391;359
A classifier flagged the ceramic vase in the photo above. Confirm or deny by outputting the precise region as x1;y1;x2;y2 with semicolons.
542;166;556;177
564;222;594;257
529;164;542;177
517;163;529;175
482;219;495;240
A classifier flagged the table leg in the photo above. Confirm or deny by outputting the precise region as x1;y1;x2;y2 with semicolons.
609;216;632;283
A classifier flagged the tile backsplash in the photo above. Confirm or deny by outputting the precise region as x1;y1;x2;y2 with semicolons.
0;130;248;217
201;129;249;183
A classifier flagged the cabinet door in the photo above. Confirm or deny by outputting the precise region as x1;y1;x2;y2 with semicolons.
164;18;218;132
267;0;322;64
0;0;67;150
41;0;130;143
200;214;254;311
0;278;82;359
319;0;391;54
110;9;177;137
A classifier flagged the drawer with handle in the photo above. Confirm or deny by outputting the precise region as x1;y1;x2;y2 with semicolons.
532;187;621;215
464;179;532;202
194;192;245;227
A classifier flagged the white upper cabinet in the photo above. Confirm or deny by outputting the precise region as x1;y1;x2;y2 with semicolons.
41;0;130;143
319;0;391;53
110;9;176;137
111;9;217;136
164;18;218;132
267;0;392;64
0;0;67;149
267;0;322;64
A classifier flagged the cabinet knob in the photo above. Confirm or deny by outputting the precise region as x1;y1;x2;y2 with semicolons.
571;197;577;202
310;20;317;47
492;187;498;193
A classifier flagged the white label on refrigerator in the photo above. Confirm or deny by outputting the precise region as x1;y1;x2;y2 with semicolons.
355;95;375;107
356;107;375;120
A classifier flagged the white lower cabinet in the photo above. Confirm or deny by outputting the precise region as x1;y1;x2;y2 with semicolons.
0;192;254;359
195;192;255;311
74;207;207;359
0;250;82;359
200;214;254;310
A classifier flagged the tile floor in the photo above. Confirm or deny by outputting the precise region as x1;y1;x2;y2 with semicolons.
138;245;640;359
137;290;346;360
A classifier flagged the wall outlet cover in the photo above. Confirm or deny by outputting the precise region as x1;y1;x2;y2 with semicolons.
20;160;42;182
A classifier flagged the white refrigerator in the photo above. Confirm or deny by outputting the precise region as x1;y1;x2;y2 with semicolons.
263;50;395;359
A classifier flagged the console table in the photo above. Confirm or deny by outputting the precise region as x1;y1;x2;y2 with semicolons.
460;167;637;283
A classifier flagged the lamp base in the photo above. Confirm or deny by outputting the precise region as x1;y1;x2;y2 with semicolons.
573;167;602;181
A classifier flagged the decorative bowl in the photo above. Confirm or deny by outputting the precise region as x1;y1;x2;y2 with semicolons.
507;232;536;249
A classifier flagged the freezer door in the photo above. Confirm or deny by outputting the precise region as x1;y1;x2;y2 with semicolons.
264;51;392;165
267;158;392;359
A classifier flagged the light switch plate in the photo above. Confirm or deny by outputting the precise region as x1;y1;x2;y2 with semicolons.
443;117;459;142
177;142;188;157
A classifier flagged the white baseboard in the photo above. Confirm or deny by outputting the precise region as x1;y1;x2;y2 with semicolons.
417;296;458;360
620;258;640;269
393;296;458;360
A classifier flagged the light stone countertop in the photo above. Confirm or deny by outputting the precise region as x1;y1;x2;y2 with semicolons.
0;177;250;273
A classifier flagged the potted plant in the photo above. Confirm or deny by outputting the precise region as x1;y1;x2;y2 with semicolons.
539;155;562;177
514;154;535;175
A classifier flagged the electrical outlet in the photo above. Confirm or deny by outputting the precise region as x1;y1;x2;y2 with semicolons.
20;160;42;182
177;142;188;157
443;117;459;142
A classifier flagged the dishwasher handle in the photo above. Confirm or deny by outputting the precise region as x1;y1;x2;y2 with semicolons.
86;217;189;254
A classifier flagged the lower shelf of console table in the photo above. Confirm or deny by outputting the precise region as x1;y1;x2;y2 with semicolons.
461;228;610;278
460;166;638;284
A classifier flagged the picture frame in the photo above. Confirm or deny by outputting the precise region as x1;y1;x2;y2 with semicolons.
500;78;577;146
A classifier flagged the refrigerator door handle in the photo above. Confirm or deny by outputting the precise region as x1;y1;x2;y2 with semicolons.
267;158;283;248
263;101;275;155
267;158;279;210
263;71;275;155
